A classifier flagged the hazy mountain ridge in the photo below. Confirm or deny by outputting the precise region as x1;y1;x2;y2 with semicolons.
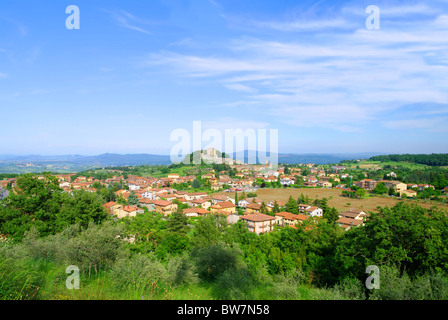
0;151;385;174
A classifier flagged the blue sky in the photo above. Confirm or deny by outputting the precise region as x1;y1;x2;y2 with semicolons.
0;0;447;156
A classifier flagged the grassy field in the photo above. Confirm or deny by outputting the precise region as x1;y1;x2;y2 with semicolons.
344;160;429;170
227;188;448;213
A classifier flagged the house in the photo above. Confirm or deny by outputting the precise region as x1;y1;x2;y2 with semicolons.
275;211;308;227
103;201;117;215
153;200;178;216
209;201;236;214
182;207;209;217
241;213;276;235
160;194;177;202
280;177;295;186
266;200;285;210
208;210;240;224
386;172;397;178
399;189;418;198
303;182;317;187
417;184;435;191
317;181;332;188
339;209;366;220
337;217;364;231
191;198;212;210
139;198;155;211
379;180;407;193
263;176;278;183
245;203;263;214
128;184;140;191
305;206;323;217
115;205;144;219
168;173;180;180
354;179;378;191
211;195;234;205
184;192;208;201
59;181;71;188
201;173;215;179
298;204;311;213
238;198;262;208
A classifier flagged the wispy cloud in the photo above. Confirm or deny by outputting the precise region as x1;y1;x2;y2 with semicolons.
249;17;351;32
0;16;28;36
144;5;448;133
343;3;439;17
105;9;151;35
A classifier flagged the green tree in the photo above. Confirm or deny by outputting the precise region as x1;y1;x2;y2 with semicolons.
193;214;228;247
193;242;245;281
373;182;388;195
285;196;298;214
355;188;366;198
260;202;269;215
192;179;202;189
388;186;396;196
0;173;108;241
167;210;190;235
272;200;280;214
127;191;139;206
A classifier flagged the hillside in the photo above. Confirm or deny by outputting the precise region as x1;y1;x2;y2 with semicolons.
0;151;385;174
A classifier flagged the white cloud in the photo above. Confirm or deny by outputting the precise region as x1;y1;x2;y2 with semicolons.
250;17;352;32
105;9;151;34
383;118;448;132
224;83;257;93
342;3;438;17
143;5;448;133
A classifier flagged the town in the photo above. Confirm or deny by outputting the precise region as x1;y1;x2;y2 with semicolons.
2;148;446;236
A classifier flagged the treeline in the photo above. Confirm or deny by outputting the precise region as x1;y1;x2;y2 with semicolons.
370;154;448;166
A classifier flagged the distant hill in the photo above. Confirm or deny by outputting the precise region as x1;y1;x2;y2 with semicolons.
0;153;172;174
232;151;384;165
0;151;385;173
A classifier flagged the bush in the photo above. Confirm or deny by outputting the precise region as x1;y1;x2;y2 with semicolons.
63;221;123;277
212;266;256;300
110;253;168;298
166;253;199;287
268;269;305;300
0;253;43;300
193;242;244;281
332;277;365;300
368;265;412;300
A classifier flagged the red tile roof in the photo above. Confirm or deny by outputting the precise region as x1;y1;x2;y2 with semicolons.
241;213;275;222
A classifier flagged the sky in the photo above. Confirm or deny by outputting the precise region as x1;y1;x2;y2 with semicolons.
0;0;448;156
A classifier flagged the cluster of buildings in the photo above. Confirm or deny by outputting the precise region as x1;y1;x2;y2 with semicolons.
2;154;446;237
102;189;327;235
353;178;435;197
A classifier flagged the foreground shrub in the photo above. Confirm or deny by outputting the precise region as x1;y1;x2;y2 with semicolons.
110;253;168;298
166;253;199;287
0;255;42;300
192;242;244;281
212;266;257;300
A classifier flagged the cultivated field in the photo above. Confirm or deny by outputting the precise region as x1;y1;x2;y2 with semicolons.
231;188;448;213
